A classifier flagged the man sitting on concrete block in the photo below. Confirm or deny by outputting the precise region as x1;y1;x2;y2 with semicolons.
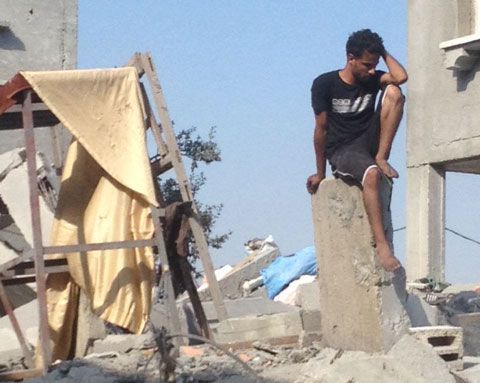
306;29;407;272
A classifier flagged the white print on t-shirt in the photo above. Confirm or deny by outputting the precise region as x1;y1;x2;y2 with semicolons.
332;94;372;114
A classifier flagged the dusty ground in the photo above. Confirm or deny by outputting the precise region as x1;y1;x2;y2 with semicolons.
16;335;478;383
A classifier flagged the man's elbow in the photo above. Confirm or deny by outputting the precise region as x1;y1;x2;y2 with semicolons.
393;73;408;85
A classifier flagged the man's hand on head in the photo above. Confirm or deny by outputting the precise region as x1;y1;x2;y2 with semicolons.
306;174;323;194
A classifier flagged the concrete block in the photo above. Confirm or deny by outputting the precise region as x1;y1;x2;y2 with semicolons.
450;313;480;356
91;333;153;354
300;309;321;333
296;281;320;311
192;296;297;323
409;326;464;370
312;178;410;353
214;311;302;345
406;292;447;327
297;330;322;347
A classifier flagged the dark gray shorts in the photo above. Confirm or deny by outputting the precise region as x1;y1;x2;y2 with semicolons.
329;106;381;186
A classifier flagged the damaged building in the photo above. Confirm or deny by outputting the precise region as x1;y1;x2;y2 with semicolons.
0;1;479;383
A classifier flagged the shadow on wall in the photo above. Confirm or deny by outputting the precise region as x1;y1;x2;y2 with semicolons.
0;28;26;51
455;59;480;92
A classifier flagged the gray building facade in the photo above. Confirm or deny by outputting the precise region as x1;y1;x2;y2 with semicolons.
0;0;77;157
407;0;480;281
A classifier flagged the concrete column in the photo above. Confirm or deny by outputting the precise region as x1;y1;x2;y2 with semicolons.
406;164;446;282
312;178;410;353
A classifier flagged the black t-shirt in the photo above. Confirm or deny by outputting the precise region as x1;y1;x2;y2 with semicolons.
311;70;384;157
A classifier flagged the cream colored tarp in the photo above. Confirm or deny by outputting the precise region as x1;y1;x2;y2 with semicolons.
21;67;157;206
22;68;158;361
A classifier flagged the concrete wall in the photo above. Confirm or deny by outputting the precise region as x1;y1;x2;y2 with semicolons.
0;0;77;82
0;0;77;159
406;0;480;281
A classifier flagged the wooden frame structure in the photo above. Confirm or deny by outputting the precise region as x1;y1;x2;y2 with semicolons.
0;52;227;380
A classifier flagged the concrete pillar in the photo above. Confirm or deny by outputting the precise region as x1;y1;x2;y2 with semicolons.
406;164;445;282
312;178;410;353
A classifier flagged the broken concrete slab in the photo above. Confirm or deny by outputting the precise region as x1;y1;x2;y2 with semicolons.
295;281;320;311
91;333;153;354
311;178;410;353
405;291;447;327
453;363;480;383
0;299;38;366
388;334;456;382
196;238;280;301
450;313;480;356
296;335;456;383
193;296;298;322
213;311;303;346
0;149;55;247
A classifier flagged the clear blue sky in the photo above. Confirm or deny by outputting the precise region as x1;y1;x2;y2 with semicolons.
78;1;479;284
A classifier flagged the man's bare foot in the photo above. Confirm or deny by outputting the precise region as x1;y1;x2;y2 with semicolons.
376;242;401;272
375;159;399;179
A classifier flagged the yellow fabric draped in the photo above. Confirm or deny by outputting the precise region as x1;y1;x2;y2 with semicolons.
23;68;158;362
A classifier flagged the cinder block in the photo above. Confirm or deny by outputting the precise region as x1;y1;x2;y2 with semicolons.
296;281;320;311
300;309;321;333
192;296;297;322
409;326;463;370
214;311;302;345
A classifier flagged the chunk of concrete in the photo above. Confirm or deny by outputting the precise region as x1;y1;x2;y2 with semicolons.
214;311;302;346
91;333;153;354
296;281;320;311
389;334;456;381
196;296;298;322
311;178;410;353
298;337;456;383
405;291;447;327
0;149;55;247
452;364;480;383
450;313;480;356
197;241;279;301
0;300;38;366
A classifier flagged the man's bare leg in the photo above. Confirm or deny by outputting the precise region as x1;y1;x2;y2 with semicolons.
375;85;405;179
363;167;400;271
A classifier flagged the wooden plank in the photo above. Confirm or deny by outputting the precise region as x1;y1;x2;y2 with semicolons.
0;368;43;382
150;154;173;177
43;238;156;255
22;90;51;374
0;266;69;280
138;82;169;157
150;206;183;345
179;257;212;339
0;249;34;274
140;52;228;321
125;52;145;77
50;123;64;176
0;280;35;368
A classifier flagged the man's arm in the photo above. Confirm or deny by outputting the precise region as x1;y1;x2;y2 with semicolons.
306;111;327;194
380;51;408;86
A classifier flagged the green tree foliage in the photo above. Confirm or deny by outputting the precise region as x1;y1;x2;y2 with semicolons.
160;126;231;256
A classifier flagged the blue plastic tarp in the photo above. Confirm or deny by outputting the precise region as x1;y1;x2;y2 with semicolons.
260;246;317;299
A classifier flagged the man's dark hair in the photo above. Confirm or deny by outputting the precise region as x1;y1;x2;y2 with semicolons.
346;29;385;58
